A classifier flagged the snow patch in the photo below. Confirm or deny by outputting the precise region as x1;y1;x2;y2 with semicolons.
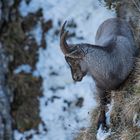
14;64;32;74
106;100;114;125
29;22;43;46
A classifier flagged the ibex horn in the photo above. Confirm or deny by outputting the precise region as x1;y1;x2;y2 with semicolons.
60;21;70;54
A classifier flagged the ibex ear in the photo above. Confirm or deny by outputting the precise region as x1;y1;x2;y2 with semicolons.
66;46;85;59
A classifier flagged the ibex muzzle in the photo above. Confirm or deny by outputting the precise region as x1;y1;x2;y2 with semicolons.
65;56;87;81
60;18;137;130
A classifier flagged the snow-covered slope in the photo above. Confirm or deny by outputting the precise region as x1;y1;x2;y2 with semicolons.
14;0;115;140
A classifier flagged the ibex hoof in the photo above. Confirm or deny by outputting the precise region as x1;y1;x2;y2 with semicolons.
97;116;108;131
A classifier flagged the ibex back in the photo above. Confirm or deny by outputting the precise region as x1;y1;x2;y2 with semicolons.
60;18;136;130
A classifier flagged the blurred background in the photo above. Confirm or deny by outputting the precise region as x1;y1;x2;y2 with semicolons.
0;0;140;140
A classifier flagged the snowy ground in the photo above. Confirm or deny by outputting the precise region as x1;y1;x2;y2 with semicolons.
14;0;115;140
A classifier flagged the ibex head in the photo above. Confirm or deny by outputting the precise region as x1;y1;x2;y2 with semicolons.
60;21;87;81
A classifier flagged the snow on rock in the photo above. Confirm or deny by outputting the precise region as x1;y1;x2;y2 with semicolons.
14;0;115;140
106;100;114;125
97;126;111;140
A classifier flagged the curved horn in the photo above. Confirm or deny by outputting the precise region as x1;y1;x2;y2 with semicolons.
60;21;70;55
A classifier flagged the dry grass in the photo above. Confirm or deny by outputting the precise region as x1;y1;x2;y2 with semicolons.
131;0;140;13
105;55;140;140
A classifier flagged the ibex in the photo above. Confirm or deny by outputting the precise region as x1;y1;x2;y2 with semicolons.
60;18;136;130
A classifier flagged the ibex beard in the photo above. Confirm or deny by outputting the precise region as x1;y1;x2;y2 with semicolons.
60;18;137;130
